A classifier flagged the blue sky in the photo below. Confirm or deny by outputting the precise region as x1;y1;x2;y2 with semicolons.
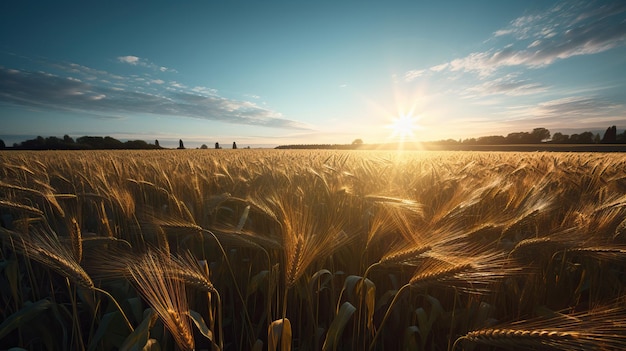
1;0;625;148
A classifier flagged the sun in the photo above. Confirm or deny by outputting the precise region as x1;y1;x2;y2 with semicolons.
387;114;422;141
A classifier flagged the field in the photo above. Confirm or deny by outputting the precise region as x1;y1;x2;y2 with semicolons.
1;149;626;350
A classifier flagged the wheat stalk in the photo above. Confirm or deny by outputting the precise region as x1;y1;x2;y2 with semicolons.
126;250;195;351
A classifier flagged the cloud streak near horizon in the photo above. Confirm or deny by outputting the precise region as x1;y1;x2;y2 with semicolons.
0;61;310;131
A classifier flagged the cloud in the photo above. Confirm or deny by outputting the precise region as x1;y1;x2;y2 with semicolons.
192;86;218;95
533;96;623;118
503;95;625;129
405;0;626;79
0;67;310;130
404;69;426;81
118;55;140;65
117;55;177;73
430;63;449;72
464;74;548;97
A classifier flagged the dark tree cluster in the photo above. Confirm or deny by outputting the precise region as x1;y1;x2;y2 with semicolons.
551;132;595;144
602;126;618;143
9;135;162;150
461;128;552;145
458;126;625;145
551;126;626;144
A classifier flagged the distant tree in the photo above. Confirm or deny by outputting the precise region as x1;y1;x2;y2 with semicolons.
215;142;220;149
531;128;550;142
570;132;594;144
505;132;531;143
200;144;208;149
124;140;150;149
45;136;64;149
178;139;185;149
462;138;477;145
104;136;124;149
551;132;569;143
478;135;506;144
352;139;363;145
73;136;123;149
594;133;601;143
63;135;74;144
580;132;594;144
232;142;237;149
601;126;617;143
155;139;160;148
0;139;5;149
18;136;46;149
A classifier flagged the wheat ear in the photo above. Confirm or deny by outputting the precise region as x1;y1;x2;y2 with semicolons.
126;250;195;351
455;302;626;351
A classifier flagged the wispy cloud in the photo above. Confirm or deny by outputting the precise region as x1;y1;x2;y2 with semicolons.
0;66;309;130
464;73;548;97
406;1;626;79
503;95;625;128
533;96;623;119
117;55;177;73
117;55;140;65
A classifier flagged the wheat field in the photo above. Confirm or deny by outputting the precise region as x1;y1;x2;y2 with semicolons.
1;150;625;350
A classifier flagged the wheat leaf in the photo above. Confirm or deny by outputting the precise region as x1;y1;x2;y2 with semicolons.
0;299;53;339
322;302;356;351
119;308;157;351
268;318;292;351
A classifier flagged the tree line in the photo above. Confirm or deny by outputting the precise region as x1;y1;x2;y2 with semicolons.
1;135;161;150
0;135;245;150
1;126;624;150
444;126;626;145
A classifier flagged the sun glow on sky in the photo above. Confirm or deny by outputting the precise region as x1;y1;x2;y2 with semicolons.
387;114;422;141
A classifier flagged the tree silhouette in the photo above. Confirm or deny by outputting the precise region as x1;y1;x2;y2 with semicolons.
200;144;208;149
505;132;530;143
602;126;617;143
352;139;363;145
63;135;74;144
232;142;237;149
215;142;220;149
531;128;550;142
552;132;569;143
178;139;185;149
155;139;160;148
0;139;5;149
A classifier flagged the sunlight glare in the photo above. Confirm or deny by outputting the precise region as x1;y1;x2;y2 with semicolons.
387;114;422;141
